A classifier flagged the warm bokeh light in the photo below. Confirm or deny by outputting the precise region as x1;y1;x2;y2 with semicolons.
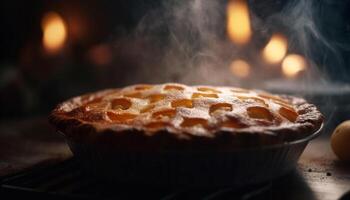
230;59;250;78
88;44;113;66
227;0;251;45
282;54;306;78
42;12;67;53
262;34;288;64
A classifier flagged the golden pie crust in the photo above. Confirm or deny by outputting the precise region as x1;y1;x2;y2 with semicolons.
49;83;323;151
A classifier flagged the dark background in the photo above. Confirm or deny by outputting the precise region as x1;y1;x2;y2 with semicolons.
0;0;349;119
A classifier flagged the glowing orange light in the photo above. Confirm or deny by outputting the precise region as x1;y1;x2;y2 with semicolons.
230;59;250;78
262;34;288;64
42;12;67;53
88;44;113;66
282;54;306;78
227;0;252;45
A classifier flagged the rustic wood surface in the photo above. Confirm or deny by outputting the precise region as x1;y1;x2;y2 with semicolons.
0;117;72;177
298;138;350;200
0;117;349;199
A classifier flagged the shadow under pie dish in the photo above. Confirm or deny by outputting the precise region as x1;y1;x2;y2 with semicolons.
49;83;324;187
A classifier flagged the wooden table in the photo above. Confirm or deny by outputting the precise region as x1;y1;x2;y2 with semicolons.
275;138;350;200
0;117;349;199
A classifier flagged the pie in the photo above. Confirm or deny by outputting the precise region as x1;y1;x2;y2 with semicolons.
49;83;323;151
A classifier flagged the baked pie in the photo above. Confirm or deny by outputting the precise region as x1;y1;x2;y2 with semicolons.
49;83;323;151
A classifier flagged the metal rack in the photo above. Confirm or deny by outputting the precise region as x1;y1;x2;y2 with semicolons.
0;159;271;199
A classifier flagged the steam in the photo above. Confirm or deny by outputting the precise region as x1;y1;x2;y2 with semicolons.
271;0;349;83
276;0;344;84
132;0;229;85
112;0;347;88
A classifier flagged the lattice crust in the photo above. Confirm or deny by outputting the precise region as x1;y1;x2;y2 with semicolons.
50;83;323;143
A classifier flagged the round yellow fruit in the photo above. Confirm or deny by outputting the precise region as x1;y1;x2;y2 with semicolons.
331;120;350;161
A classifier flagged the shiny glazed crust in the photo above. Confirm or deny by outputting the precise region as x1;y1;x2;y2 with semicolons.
49;83;323;151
